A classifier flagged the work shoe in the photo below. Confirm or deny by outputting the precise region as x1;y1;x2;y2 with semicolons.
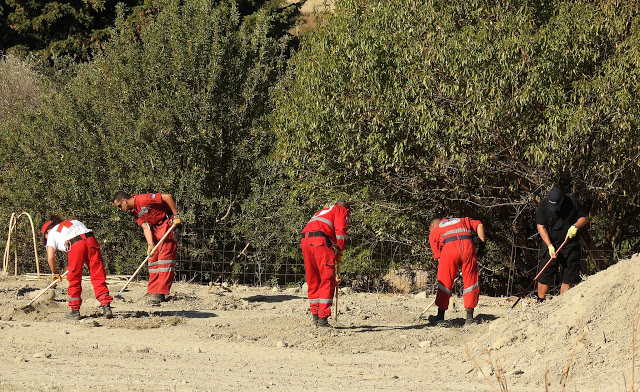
536;296;545;304
316;317;330;328
147;294;162;306
65;310;81;321
427;314;450;327
465;317;478;326
101;304;113;319
158;294;166;302
312;314;319;326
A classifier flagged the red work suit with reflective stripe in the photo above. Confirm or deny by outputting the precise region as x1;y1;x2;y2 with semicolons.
48;221;112;310
301;204;349;318
429;217;481;311
129;193;177;295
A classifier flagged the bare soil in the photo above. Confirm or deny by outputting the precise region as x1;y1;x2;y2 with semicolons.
1;254;639;391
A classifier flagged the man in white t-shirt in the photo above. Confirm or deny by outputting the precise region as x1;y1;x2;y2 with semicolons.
42;216;113;320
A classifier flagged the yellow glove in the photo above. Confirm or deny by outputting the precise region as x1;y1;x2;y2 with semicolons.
172;214;182;226
335;251;343;264
52;273;62;282
147;244;155;257
548;245;556;258
566;225;578;239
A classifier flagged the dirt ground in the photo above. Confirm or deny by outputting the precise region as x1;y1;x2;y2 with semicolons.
1;254;639;391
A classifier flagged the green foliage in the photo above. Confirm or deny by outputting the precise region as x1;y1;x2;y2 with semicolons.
257;0;640;290
0;0;288;273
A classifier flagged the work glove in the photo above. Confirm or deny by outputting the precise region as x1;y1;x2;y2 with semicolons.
172;215;183;244
335;251;343;264
52;273;62;283
147;244;155;257
548;244;556;258
566;225;578;239
476;240;486;257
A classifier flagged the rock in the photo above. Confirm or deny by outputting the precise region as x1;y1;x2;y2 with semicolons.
1;315;12;321
492;336;513;350
418;340;432;348
21;323;30;327
339;287;353;295
276;341;288;348
413;291;428;299
194;347;202;353
33;352;51;359
134;347;150;353
13;357;26;363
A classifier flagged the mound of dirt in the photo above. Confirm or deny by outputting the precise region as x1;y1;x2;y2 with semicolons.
468;253;640;390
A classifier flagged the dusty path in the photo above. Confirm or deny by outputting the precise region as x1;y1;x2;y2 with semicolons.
1;256;639;391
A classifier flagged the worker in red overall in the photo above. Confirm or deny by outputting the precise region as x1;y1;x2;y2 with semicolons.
428;217;486;326
113;191;182;306
42;215;113;320
301;200;350;327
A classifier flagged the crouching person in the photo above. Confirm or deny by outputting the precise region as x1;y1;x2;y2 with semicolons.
42;215;113;320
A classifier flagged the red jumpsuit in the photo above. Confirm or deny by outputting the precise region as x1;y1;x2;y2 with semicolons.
301;204;350;319
129;193;177;295
429;217;481;311
46;220;112;310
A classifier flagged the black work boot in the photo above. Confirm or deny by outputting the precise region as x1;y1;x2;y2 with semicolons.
316;317;330;328
465;308;477;326
147;294;162;306
101;304;113;319
536;296;545;304
65;310;81;320
312;314;319;326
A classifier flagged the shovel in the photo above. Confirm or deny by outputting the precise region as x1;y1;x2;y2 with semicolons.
21;271;68;312
115;224;176;298
509;237;569;312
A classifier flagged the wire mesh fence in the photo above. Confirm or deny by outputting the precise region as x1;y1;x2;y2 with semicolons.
1;213;635;296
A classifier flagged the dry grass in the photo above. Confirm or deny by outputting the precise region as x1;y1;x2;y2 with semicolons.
466;347;509;392
0;54;43;125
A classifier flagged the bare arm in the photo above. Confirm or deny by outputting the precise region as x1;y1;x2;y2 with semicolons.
574;216;589;229
537;224;552;247
142;223;154;245
47;247;58;275
476;223;486;242
161;194;179;216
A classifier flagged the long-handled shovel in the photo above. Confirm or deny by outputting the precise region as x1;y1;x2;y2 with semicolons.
21;270;68;312
332;258;352;327
509;237;569;312
116;225;176;298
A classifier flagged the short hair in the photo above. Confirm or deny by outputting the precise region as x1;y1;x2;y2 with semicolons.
49;215;64;227
336;200;351;212
113;191;131;202
429;218;442;231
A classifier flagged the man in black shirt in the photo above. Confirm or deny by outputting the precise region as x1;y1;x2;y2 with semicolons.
535;187;589;302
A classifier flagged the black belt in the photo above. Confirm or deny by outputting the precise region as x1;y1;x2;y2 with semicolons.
301;231;333;248
443;235;473;244
67;232;94;247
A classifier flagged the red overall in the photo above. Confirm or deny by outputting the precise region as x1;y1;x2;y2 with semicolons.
129;193;177;295
65;233;112;310
429;217;481;311
301;204;349;319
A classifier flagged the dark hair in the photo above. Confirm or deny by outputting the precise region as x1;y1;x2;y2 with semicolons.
113;191;131;202
48;215;64;227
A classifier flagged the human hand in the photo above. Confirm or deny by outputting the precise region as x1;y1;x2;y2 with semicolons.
566;225;578;239
548;245;556;258
52;273;61;282
172;214;182;227
147;244;155;257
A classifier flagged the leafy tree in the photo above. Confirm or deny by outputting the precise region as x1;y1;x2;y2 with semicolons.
253;0;640;292
0;0;289;273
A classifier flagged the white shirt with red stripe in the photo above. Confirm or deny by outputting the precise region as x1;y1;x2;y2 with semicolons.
46;220;92;252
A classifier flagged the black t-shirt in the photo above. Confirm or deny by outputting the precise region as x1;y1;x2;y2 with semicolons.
535;195;588;247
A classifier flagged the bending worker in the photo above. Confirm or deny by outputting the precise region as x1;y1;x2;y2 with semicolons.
301;200;350;327
429;217;486;326
42;215;113;320
113;191;182;306
535;187;589;302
